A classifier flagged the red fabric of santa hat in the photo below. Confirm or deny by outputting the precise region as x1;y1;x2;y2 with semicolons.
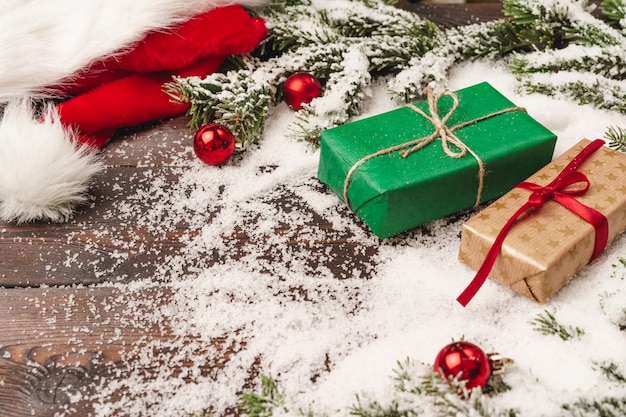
0;0;267;224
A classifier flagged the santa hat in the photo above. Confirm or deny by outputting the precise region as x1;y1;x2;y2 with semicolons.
0;0;267;223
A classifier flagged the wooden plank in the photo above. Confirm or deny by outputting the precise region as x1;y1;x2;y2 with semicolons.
0;127;379;414
0;286;251;417
0;168;192;286
0;119;195;287
397;1;504;28
0;286;139;417
1;116;379;287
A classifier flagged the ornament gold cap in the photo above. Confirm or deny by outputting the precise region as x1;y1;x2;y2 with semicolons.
488;352;514;375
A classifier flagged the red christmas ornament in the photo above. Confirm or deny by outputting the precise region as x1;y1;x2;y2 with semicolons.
433;341;492;390
193;123;236;165
283;72;322;110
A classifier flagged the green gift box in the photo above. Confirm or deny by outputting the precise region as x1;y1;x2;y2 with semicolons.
317;82;557;238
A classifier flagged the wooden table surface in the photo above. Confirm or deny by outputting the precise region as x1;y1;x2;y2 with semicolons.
0;3;504;416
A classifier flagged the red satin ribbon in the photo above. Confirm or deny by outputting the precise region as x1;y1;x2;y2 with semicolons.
457;139;609;306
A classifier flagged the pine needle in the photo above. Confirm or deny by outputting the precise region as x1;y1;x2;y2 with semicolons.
239;375;288;417
605;125;626;152
530;309;585;341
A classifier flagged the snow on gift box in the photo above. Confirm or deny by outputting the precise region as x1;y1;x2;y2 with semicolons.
317;81;557;238
458;139;626;305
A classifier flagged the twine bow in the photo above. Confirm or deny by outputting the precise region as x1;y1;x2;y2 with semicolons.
342;88;526;211
457;139;609;306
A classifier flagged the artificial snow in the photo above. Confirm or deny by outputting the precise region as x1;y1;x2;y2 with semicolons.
54;59;626;416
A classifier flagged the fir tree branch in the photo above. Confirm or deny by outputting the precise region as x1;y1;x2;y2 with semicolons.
323;1;438;41
451;20;531;58
562;397;626;417
594;361;626;383
530;309;586;341
503;0;623;47
202;355;626;417
289;46;372;145
239;375;289;417
260;3;338;56
350;360;518;417
386;15;536;102
517;72;626;113
601;0;626;28
510;44;626;80
392;358;423;395
387;47;455;103
605;125;626;151
169;70;273;152
418;371;518;417
391;0;626;103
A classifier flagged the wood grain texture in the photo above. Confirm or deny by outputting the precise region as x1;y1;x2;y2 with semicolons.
0;5;503;416
396;1;504;28
0;287;138;417
0;286;250;417
0;119;193;287
0;116;380;287
0;115;381;416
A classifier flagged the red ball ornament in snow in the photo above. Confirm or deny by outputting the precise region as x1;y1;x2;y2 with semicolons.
433;341;492;390
283;72;322;110
193;123;236;165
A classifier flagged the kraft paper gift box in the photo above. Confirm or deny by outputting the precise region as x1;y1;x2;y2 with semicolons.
317;82;557;238
458;139;626;305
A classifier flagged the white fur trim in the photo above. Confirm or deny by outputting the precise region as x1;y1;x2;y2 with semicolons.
0;0;267;100
0;0;267;222
0;101;103;223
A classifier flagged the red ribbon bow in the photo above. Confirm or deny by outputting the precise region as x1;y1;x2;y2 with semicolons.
457;139;609;307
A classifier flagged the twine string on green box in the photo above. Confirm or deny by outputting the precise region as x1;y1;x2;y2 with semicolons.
342;88;527;211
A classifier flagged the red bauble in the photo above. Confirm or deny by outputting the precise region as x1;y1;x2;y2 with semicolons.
283;72;322;110
433;341;491;390
193;123;235;165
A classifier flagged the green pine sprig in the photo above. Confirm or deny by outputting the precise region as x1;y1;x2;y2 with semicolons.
609;256;626;279
517;75;626;113
594;361;626;383
166;65;272;152
232;359;520;417
600;0;626;28
530;309;586;341
509;45;626;81
349;359;519;417
239;375;289;417
562;397;626;417
605;125;626;151
504;0;623;47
